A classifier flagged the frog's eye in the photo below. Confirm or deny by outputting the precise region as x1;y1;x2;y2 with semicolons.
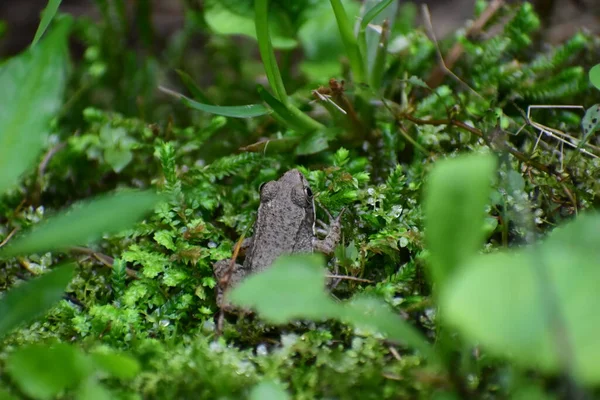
305;187;313;198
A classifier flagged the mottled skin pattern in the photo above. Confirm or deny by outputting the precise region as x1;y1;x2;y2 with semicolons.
213;169;342;309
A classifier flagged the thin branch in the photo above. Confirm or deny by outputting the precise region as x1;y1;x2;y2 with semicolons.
325;274;373;283
425;0;505;89
421;5;487;101
69;246;139;279
0;228;18;248
402;113;562;179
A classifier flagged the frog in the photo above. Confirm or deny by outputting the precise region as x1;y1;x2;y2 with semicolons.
213;169;343;309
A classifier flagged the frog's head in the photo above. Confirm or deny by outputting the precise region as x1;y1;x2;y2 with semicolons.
258;169;315;229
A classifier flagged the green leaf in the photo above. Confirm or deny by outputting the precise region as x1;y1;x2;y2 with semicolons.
295;130;331;155
90;352;140;380
6;343;92;400
76;379;112;400
424;153;496;290
343;295;437;361
104;147;133;173
249;381;290;400
0;387;18;400
205;2;297;50
256;86;323;133
360;0;395;30
580;104;600;144
329;0;366;83
182;96;270;118
0;190;162;257
230;255;436;362
175;69;213;104
407;75;430;89
0;18;70;194
254;0;289;101
229;254;342;324
0;264;75;339
31;0;63;47
589;63;600;91
441;212;600;385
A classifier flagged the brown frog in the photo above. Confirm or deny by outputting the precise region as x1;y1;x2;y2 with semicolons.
213;169;342;308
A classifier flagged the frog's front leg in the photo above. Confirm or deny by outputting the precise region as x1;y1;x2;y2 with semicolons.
313;208;344;255
213;259;246;309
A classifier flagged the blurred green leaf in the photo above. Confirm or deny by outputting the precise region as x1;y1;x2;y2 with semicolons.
0;18;70;194
0;387;18;400
204;2;297;49
0;190;162;257
6;343;92;400
104;148;133;173
90;351;141;380
589;64;600;91
343;295;437;361
442;212;600;385
424;153;496;290
76;379;112;400
31;0;63;47
230;254;341;324
0;264;75;339
249;381;290;400
295;130;331;155
230;254;435;361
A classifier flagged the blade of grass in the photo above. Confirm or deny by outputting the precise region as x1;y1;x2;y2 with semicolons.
160;86;271;118
175;69;213;105
31;0;63;47
255;0;288;103
257;86;324;132
329;0;366;84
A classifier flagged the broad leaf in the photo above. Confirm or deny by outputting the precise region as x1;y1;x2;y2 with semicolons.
204;2;297;49
343;295;437;362
5;343;92;400
0;18;70;194
90;351;140;380
442;212;600;385
589;63;600;91
424;153;496;290
230;254;435;361
0;264;75;339
229;254;341;324
0;190;162;257
249;381;290;400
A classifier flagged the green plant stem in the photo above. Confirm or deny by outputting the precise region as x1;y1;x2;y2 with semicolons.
370;19;389;90
329;0;367;84
255;0;288;103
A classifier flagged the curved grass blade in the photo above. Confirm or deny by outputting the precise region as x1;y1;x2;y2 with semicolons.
0;190;162;258
160;86;271;118
0;264;75;339
175;69;212;104
257;86;323;133
360;0;394;30
31;0;63;47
